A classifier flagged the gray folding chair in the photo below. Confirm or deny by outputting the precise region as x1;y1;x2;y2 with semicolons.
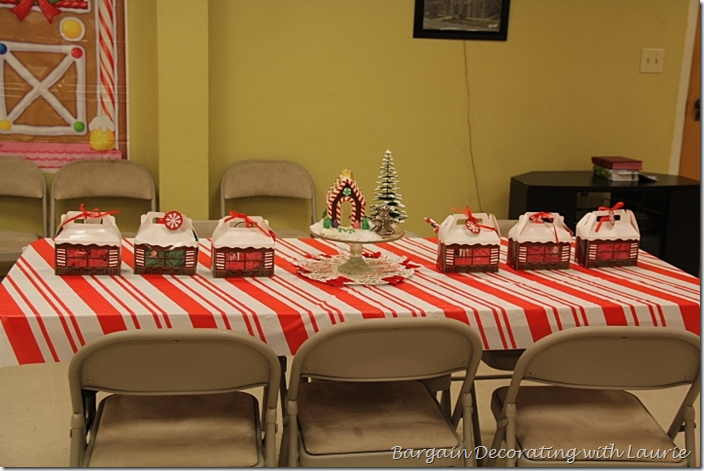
220;159;317;238
191;219;219;239
68;329;281;467
50;160;156;237
282;317;484;467
0;157;47;263
488;326;700;467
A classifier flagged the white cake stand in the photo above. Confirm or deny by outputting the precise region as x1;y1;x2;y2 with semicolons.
311;225;404;275
299;224;413;285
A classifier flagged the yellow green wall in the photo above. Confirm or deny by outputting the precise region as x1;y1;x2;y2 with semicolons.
204;0;692;236
2;0;694;241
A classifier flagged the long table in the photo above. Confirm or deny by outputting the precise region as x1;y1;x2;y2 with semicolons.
0;237;699;368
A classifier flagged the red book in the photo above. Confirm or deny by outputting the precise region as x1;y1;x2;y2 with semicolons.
591;156;643;170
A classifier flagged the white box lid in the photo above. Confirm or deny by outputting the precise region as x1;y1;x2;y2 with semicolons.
576;208;640;241
134;211;198;248
212;214;275;249
438;212;501;245
508;212;572;243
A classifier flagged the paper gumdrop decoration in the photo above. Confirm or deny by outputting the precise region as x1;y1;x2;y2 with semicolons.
372;150;407;224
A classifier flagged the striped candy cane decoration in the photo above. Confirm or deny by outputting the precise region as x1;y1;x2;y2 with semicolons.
97;0;116;124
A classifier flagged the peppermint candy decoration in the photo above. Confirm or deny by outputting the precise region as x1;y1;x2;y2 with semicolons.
608;210;616;225
465;218;481;234
163;211;183;231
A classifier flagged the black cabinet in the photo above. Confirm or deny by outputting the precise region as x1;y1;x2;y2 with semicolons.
509;171;700;276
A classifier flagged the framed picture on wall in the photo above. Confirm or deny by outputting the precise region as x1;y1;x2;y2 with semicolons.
413;0;511;41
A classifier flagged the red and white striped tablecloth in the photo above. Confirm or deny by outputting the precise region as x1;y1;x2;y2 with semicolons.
0;237;699;367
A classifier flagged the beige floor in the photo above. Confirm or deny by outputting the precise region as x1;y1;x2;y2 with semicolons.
0;360;700;467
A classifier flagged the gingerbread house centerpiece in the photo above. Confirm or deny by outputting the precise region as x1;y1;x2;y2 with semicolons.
325;169;367;230
133;211;198;275
575;204;640;268
507;212;573;270
54;206;121;275
311;168;405;241
211;213;276;278
436;210;501;273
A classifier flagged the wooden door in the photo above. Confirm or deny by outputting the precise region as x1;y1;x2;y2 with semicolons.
679;11;700;181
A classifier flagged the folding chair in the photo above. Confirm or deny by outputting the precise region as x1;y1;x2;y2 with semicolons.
191;219;219;238
220;159;317;238
68;329;281;467
282;317;484;467
0;157;47;263
50;159;157;237
488;326;700;467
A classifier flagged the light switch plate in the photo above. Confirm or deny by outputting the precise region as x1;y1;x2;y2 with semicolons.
640;48;665;73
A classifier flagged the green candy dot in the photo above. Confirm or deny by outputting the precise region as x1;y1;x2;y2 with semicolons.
73;121;85;132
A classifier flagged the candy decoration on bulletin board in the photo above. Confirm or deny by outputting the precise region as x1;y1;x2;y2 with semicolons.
11;0;61;23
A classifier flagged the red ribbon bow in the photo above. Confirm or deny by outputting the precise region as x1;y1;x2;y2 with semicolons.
12;0;61;23
595;202;625;232
363;251;382;259
401;258;420;269
452;206;497;234
59;203;120;230
225;211;276;240
527;211;560;242
382;275;406;285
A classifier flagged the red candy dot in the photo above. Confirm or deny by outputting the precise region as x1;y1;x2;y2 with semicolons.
71;48;83;59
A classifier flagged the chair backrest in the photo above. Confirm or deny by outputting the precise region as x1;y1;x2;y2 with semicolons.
505;326;700;401
220;159;317;225
68;329;280;400
288;317;483;404
191;220;219;239
50;160;157;235
68;329;281;467
0;156;48;237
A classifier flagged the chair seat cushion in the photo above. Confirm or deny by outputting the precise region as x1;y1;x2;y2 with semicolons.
298;380;459;455
0;231;39;256
492;386;681;463
88;392;260;467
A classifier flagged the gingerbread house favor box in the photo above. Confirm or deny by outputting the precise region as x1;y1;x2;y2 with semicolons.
437;212;501;273
507;212;573;270
575;206;640;268
133;211;198;275
211;214;276;278
54;208;121;275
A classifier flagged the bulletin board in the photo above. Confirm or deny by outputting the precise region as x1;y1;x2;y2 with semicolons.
0;0;127;171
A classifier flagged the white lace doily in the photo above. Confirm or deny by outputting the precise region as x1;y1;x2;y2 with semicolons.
295;252;416;286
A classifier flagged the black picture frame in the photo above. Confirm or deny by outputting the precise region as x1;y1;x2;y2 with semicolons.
413;0;511;41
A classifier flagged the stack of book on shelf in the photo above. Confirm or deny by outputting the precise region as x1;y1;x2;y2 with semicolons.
591;156;643;181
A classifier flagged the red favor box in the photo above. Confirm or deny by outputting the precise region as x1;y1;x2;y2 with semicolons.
507;212;572;270
133;211;199;275
54;210;122;276
575;206;640;269
436;213;501;273
211;215;276;278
